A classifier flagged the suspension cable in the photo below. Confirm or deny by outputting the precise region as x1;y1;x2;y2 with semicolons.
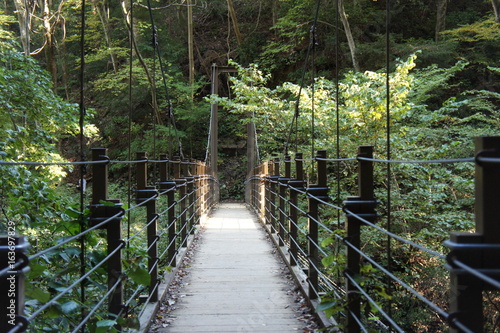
204;91;213;163
385;0;393;317
145;0;184;158
253;111;261;163
127;0;134;244
78;0;87;329
283;0;322;156
335;0;341;228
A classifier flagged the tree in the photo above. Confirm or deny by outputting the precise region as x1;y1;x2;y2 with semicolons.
41;0;60;88
435;0;448;41
227;0;242;45
493;0;500;22
339;0;359;71
13;0;32;54
92;0;119;72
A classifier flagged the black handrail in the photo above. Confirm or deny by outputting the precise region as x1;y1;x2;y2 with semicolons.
246;136;500;333
1;147;219;333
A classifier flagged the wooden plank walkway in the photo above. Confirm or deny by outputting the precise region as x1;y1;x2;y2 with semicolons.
152;203;306;332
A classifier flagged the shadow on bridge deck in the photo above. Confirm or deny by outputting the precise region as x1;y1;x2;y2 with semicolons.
150;202;309;332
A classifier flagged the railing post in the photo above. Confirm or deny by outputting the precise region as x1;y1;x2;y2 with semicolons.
135;152;159;302
185;162;195;234
446;136;500;332
307;150;329;299
193;162;201;225
206;167;212;210
288;153;305;267
198;163;204;216
158;154;177;268
90;148;124;318
174;159;187;248
260;163;267;221
344;146;377;333
181;160;189;245
278;156;290;246
1;236;29;332
269;158;280;233
202;163;206;214
265;160;273;227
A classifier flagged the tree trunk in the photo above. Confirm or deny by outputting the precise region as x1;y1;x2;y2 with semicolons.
227;0;242;45
435;0;448;41
93;0;119;72
493;0;500;22
187;0;195;100
121;1;162;125
13;0;31;55
42;0;58;90
339;0;360;72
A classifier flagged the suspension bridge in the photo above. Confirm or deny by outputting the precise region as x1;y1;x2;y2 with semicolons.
3;136;500;333
2;1;500;333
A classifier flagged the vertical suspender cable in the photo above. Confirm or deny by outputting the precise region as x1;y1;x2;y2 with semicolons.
127;0;134;251
78;0;86;330
152;29;157;176
253;112;261;164
146;0;184;159
311;28;316;163
335;0;341;228
284;0;322;157
385;0;393;317
204;107;212;163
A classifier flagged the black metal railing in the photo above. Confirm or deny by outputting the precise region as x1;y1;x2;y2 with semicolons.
246;136;500;332
0;148;218;332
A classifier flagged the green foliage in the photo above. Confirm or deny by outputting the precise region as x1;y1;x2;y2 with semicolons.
0;36;83;229
1;0;498;331
214;55;420;159
0;12;16;47
442;17;500;43
441;16;500;66
220;52;499;330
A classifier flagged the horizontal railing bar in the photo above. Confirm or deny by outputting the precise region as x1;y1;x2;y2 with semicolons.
450;258;500;290
344;207;446;259
28;242;125;321
70;276;124;333
344;239;449;320
29;210;124;261
344;272;405;333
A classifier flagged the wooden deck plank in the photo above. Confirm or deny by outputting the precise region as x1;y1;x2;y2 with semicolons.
150;203;306;332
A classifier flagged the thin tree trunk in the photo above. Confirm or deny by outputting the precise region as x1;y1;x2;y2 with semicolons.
338;0;360;72
227;0;242;45
42;0;58;90
121;1;162;125
435;0;448;41
93;0;119;72
493;0;500;22
187;0;195;100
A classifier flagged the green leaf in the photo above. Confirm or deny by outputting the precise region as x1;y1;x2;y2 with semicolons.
320;237;334;247
96;320;117;327
61;300;79;314
99;200;116;207
46;304;62;318
65;206;82;219
129;267;151;285
26;285;50;303
375;286;392;300
321;255;336;267
316;301;337;312
28;262;48;278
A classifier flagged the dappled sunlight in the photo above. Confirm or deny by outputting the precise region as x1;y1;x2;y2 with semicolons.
203;217;258;230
